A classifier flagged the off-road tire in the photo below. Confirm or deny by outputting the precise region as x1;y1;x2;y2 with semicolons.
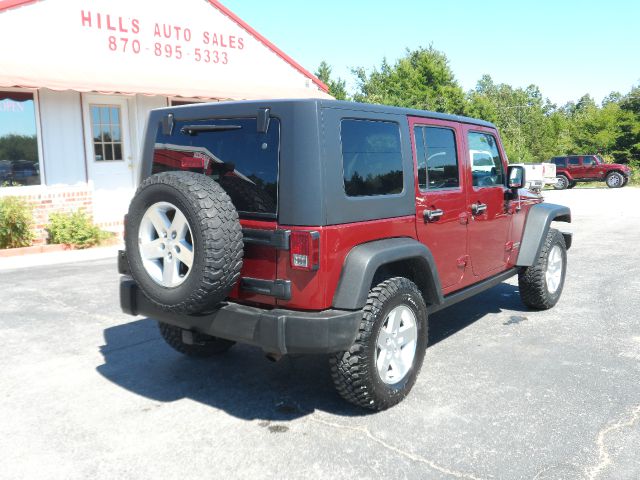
125;171;243;314
622;176;629;186
606;171;624;188
518;228;567;310
218;175;276;214
330;277;428;410
158;322;235;357
553;175;569;190
567;181;577;189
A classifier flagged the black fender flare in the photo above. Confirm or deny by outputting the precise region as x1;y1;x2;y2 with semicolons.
558;171;574;181
516;203;571;267
332;237;443;310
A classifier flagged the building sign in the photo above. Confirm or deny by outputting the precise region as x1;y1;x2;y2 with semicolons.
0;0;330;100
80;10;246;65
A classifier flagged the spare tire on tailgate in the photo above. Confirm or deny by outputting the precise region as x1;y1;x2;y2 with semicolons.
125;171;243;314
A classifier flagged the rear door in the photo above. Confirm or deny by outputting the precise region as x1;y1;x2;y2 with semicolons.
464;127;512;277
567;156;582;178
410;117;468;291
152;116;281;305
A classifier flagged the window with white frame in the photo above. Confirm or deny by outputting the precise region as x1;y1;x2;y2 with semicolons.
0;91;41;187
89;104;123;161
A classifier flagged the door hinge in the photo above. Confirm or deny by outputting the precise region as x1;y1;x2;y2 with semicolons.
457;255;469;268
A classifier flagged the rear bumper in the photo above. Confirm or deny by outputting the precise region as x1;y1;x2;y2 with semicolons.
119;277;362;355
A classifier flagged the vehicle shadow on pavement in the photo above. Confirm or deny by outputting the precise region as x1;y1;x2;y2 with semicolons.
97;283;527;420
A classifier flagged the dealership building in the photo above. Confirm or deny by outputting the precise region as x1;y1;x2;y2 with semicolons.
0;0;330;242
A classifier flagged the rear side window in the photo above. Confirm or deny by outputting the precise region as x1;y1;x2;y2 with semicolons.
468;132;504;187
569;157;580;165
341;119;403;197
414;126;459;190
153;117;280;218
552;157;566;166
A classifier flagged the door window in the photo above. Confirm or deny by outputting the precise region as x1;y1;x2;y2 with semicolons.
89;105;124;162
568;157;580;166
414;126;459;190
468;132;504;187
583;156;595;166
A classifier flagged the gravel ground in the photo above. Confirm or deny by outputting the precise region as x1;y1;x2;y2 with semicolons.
0;187;638;480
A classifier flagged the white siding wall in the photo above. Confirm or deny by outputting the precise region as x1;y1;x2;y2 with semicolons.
38;89;86;185
133;95;167;182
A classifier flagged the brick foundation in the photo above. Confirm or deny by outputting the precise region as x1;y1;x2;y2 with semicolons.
0;185;96;245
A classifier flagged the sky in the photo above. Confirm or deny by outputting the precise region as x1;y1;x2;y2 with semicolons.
222;0;639;106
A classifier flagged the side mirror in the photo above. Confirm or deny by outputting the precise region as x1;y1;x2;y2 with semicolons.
507;165;525;190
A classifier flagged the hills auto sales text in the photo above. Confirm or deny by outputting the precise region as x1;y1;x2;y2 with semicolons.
80;11;245;64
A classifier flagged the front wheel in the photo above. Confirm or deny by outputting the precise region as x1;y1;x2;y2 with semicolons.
606;171;624;188
518;229;567;310
330;277;428;410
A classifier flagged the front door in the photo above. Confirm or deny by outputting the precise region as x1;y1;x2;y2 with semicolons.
465;128;512;277
410;117;468;290
82;94;134;190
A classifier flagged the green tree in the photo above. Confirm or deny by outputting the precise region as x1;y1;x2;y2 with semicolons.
315;61;349;100
352;46;466;114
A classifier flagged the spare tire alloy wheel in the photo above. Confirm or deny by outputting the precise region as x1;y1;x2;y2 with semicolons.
125;172;243;314
606;172;624;188
139;201;194;288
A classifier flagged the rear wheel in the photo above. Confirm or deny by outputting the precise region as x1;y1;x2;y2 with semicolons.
567;181;577;189
518;229;567;310
158;322;235;357
606;171;624;188
554;175;569;190
330;277;428;410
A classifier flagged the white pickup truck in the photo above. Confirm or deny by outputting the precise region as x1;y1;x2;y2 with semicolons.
510;162;556;193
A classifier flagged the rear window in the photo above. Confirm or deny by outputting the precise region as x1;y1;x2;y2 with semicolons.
552;157;566;166
153;117;279;218
340;119;403;197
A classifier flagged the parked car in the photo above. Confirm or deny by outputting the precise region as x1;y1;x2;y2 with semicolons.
552;155;631;189
119;99;572;410
510;162;556;193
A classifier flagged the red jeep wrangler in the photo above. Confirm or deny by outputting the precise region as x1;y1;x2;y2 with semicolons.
552;154;631;189
119;100;572;410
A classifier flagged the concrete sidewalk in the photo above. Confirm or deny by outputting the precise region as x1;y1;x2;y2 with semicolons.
0;244;122;271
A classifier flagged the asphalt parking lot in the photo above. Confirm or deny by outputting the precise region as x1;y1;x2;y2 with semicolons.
1;187;639;480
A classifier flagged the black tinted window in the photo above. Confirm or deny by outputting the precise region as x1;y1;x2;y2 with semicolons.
583;156;594;165
468;132;504;187
569;157;580;165
552;157;566;166
341;119;403;197
153;117;279;217
415;126;459;190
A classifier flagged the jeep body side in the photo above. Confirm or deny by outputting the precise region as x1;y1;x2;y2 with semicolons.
119;99;572;409
552;154;631;189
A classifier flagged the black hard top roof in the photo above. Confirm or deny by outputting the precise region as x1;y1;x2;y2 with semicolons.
166;98;496;129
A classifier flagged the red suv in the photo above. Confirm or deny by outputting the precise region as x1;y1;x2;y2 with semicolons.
552;155;631;189
119;100;572;410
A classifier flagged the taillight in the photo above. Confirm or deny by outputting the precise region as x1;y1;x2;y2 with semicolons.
289;230;320;271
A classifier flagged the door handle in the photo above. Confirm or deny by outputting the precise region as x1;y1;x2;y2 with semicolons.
471;202;487;215
424;208;444;222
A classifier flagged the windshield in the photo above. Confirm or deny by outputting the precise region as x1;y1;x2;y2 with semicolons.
153;117;280;218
